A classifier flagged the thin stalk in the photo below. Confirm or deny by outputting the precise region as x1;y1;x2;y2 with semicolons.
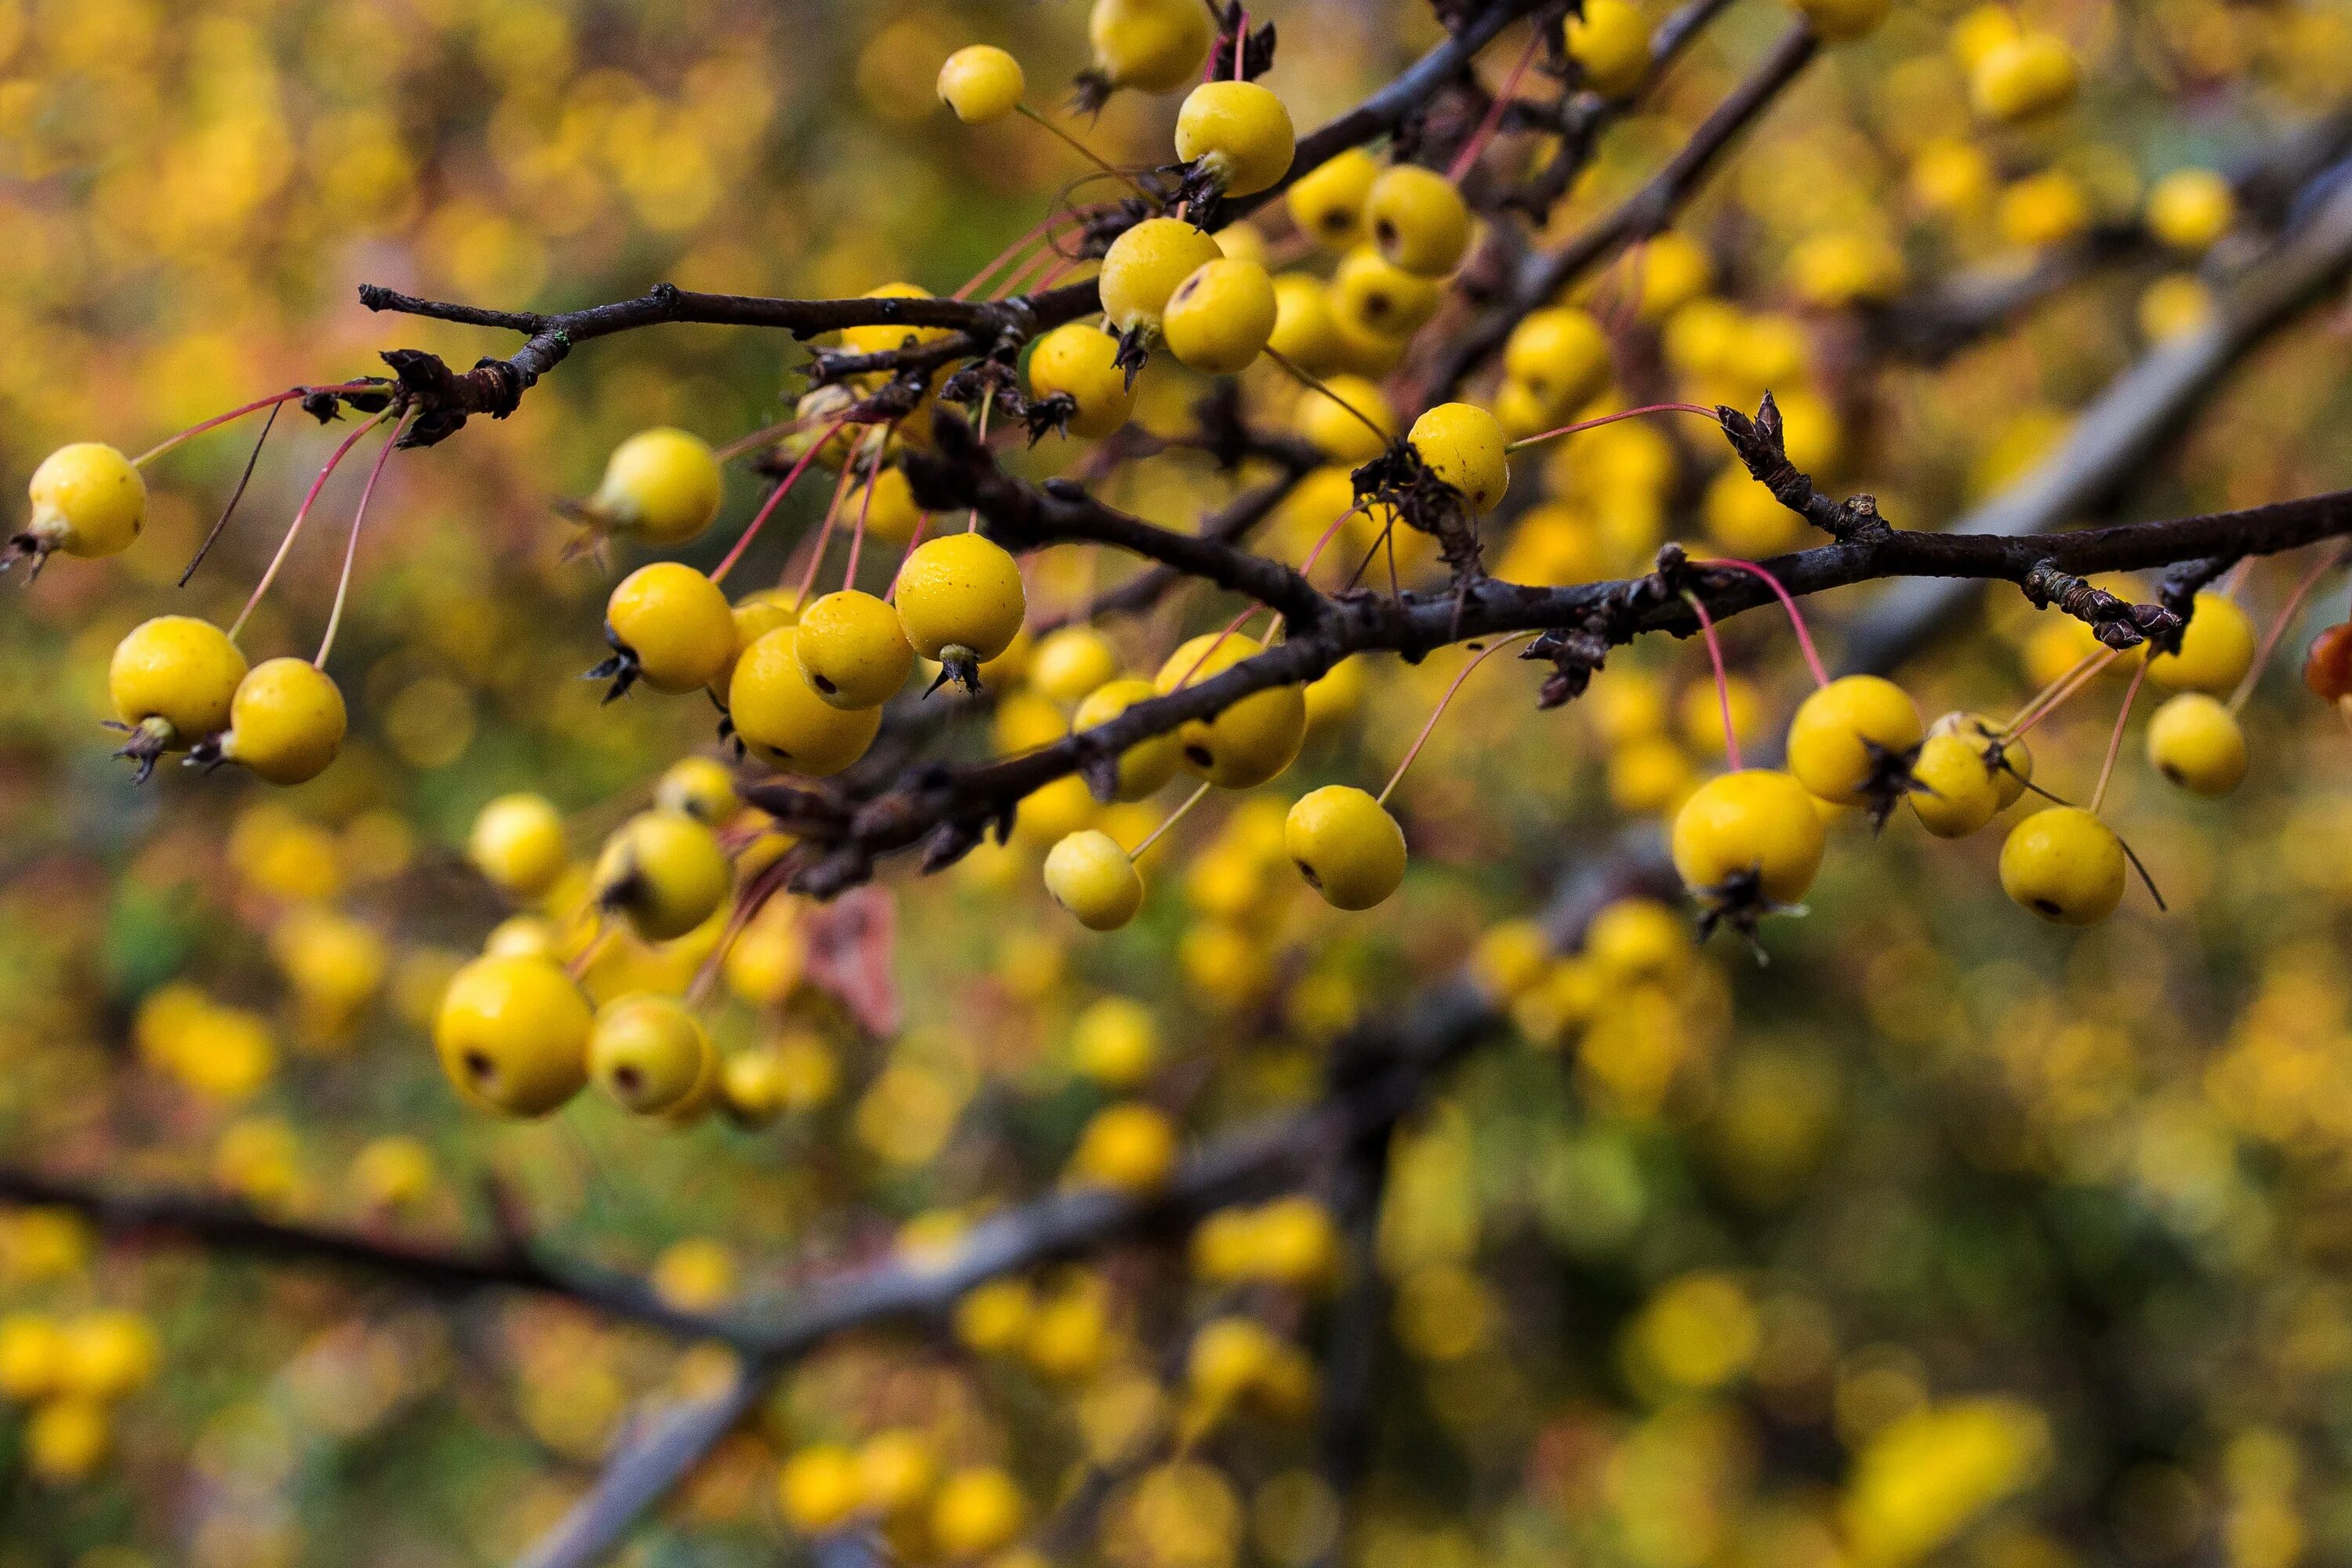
793;443;866;609
710;418;849;586
227;409;393;643
1446;25;1544;183
1379;632;1541;804
178;400;282;586
1134;779;1215;858
1016;105;1151;197
1682;591;1741;771
1265;348;1391;445
131;383;379;467
2005;649;2121;746
2230;545;2345;713
314;413;409;668
1504;401;1719;452
1708;557;1828;688
2089;659;2149;815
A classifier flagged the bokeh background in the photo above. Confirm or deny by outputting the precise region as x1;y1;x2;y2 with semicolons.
6;1;2352;1566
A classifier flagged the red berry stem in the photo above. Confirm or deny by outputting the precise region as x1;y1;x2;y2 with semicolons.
2090;658;2150;815
1446;25;1545;183
710;417;851;587
1502;401;1719;452
1682;590;1743;771
1709;557;1829;689
2230;543;2346;713
315;412;412;670
228;407;394;644
131;381;383;469
1378;630;1542;805
793;435;869;609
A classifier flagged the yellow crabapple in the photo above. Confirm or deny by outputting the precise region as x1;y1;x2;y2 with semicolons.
1029;626;1120;708
58;1312;159;1402
1567;0;1653;96
604;562;736;695
1044;829;1145;930
1365;164;1473;278
2147;592;2255;692
1907;729;2002;839
210;658;347;785
580;428;724;547
1407;402;1510;513
1163;257;1279;374
1087;0;1212;96
1073;677;1184;800
469;793;568;901
1099;217;1225;339
931;1466;1028;1558
0;1313;65;1402
1503;307;1613;420
1971;33;2078;123
351;1136;437;1211
1671;768;1828;909
839;281;955;358
1070;1102;1178;1193
728;627;885;776
2000;807;2125;925
1929;711;2033;808
25;1398;109;1484
590;809;734;942
589;993;713;1114
778;1443;865;1534
1293;373;1394;463
895;533;1027;688
1786;675;1925;806
15;441;144;568
1286;147;1379;250
795;589;914;709
108;615;247;764
937;44;1025;124
1174;80;1294;198
434;953;593;1117
1284;786;1407;910
1330;245;1442;341
655;754;738;824
2147;168;2234;252
1154;633;1306;789
1267;274;1346;374
714;587;798;698
852;466;924;546
1027;321;1136;439
1070;996;1160;1087
1584;897;1691;985
2147;691;2248;797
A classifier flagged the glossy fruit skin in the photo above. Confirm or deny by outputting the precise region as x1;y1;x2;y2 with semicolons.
1330;245;1441;341
1045;829;1145;930
729;627;885;776
937;44;1025;124
1791;0;1889;42
1154;633;1305;789
434;953;592;1117
2146;592;2254;693
1070;1102;1176;1193
1088;0;1212;93
1293;373;1394;463
1931;710;2032;808
2146;167;2234;252
606;562;736;695
854;466;924;546
1267;274;1345;373
1786;675;1925;804
1365;164;1472;278
895;533;1027;663
794;590;913;709
655;755;737;823
26;442;144;558
1284;785;1407;910
1286;147;1378;250
588;993;712;1114
1174;81;1295;198
470;793;568;900
220;658;347;785
1502;307;1613;419
1407;402;1511;514
591;809;734;942
1163;258;1279;374
1567;0;1653;95
589;428;724;546
1029;626;1120;708
1908;729;2000;839
778;1444;864;1534
2304;622;2352;700
714;589;798;698
1026;321;1136;438
2000;807;2125;925
1971;34;2078;123
1072;677;1183;800
1098;217;1225;336
1670;768;1827;906
108;615;247;743
2147;691;2249;797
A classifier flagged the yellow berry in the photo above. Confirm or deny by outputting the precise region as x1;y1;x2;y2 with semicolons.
729;627;885;776
1788;230;1906;307
26;1398;109;1484
606;562;736;695
1070;1102;1178;1193
590;808;734;943
1073;677;1184;800
1671;768;1828;907
216;658;346;786
1568;0;1653;96
2146;592;2254;693
655;754;738;824
1502;307;1613;419
1791;0;1889;42
1028;321;1137;439
586;428;724;546
1267;273;1345;374
469;793;568;901
714;588;799;698
1330;245;1442;341
1088;0;1213;94
1029;626;1120;708
1908;729;2002;839
1998;171;2090;249
1174;80;1295;198
108;615;247;749
931;1466;1028;1558
796;589;914;710
0;1313;64;1402
1406;402;1510;514
1365;163;1474;278
1154;633;1306;789
2000;807;2125;925
896;533;1028;682
840;281;956;359
589;993;713;1114
20;441;144;563
1703;466;1806;557
1584;897;1691;985
1164;257;1279;375
1286;147;1379;250
2146;168;2234;252
1786;675;1924;805
1931;710;2033;808
1071;995;1160;1087
1284;785;1406;910
852;466;925;546
59;1312;158;1402
434;953;592;1116
1293;373;1394;463
1971;34;2078;124
1044;829;1145;931
1099;216;1225;338
2147;691;2247;797
351;1135;436;1211
779;1443;865;1534
938;44;1025;124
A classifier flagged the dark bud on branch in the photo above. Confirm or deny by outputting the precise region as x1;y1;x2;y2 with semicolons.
2020;560;2182;650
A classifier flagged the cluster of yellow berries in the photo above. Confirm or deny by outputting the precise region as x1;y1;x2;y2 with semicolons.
775;1433;1030;1561
0;1307;161;1485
